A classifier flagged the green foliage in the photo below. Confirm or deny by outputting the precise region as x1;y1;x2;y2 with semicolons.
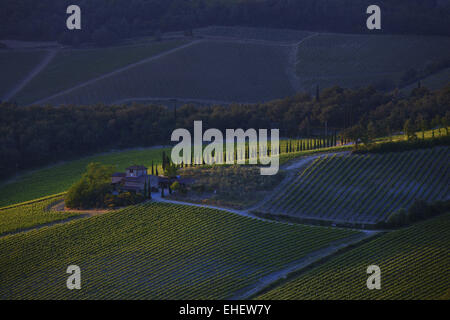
164;162;178;178
65;163;115;209
0;197;78;235
179;165;285;208
354;134;450;154
0;202;357;299
103;192;145;208
170;181;186;195
404;119;418;141
380;199;450;229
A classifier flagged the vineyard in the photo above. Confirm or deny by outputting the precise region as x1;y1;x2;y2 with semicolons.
259;213;450;299
260;147;450;225
196;26;312;43
0;147;169;208
0;202;358;299
0;196;78;235
40;40;294;106
14;40;186;105
296;33;450;92
0;50;47;99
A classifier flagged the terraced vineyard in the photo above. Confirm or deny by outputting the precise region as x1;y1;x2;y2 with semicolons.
14;40;186;105
261;147;449;225
0;147;168;208
0;50;47;99
0;202;358;299
259;213;450;300
0;196;78;235
296;33;450;91
40;40;294;106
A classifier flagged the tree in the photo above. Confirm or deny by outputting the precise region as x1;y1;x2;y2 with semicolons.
441;112;449;135
417;115;427;140
143;179;148;199
367;121;377;143
164;162;178;178
431;115;441;136
65;162;115;209
403;119;417;141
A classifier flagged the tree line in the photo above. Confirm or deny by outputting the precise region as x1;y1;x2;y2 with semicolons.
0;83;449;180
1;0;449;47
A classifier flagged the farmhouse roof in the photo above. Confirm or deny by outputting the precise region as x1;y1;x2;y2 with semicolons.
126;165;147;170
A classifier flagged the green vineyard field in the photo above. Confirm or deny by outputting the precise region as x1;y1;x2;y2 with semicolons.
40;40;295;105
261;147;450;225
14;40;186;105
0;50;47;99
0;147;169;208
0;196;78;235
296;33;450;92
0;202;358;299
259;213;450;300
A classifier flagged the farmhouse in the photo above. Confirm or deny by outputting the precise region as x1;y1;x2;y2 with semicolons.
112;165;158;193
112;165;195;194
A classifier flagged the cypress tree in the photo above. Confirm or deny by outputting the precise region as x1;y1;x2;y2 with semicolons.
143;180;147;199
162;151;166;171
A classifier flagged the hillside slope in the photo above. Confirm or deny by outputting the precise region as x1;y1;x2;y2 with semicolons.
259;213;450;300
38;39;295;105
0;202;358;299
259;147;449;226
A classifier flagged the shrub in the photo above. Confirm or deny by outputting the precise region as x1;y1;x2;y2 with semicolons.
104;192;145;208
65;163;114;209
379;200;450;229
354;135;450;154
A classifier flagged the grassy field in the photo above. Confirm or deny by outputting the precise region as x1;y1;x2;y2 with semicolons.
0;202;358;299
296;33;450;92
0;196;78;235
40;40;295;105
14;40;187;105
0;147;169;208
259;213;450;299
261;147;449;225
0;50;47;99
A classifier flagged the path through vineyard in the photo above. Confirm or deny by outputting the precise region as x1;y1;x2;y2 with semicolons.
3;49;58;102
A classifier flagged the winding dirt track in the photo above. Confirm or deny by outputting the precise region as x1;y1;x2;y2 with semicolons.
27;33;320;106
3;49;58;102
30;40;204;106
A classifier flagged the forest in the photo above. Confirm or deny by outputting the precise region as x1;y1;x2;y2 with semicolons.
0;84;449;180
1;0;449;46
